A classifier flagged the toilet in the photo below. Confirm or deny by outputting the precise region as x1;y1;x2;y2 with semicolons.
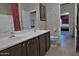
50;36;58;47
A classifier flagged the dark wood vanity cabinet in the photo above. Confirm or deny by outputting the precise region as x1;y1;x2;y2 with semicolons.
45;32;50;51
21;42;27;56
26;37;39;56
39;34;46;56
0;43;22;56
38;32;50;56
33;37;40;56
0;32;50;56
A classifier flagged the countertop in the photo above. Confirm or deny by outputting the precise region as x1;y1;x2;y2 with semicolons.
0;30;50;51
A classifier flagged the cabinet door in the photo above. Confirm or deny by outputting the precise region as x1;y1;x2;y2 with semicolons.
0;43;22;56
39;34;46;56
33;37;39;56
21;42;27;56
45;32;50;52
0;48;10;56
26;37;39;56
26;39;35;56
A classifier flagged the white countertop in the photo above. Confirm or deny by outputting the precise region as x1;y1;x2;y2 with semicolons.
0;30;50;51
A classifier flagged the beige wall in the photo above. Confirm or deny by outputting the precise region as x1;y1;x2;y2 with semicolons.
40;21;47;30
46;3;60;37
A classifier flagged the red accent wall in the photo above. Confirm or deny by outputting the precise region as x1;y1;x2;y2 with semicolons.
61;15;69;24
12;3;21;31
61;15;69;21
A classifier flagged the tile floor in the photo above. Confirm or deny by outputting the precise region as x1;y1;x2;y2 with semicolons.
46;31;79;56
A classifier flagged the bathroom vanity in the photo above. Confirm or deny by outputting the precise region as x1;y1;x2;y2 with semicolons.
0;30;50;56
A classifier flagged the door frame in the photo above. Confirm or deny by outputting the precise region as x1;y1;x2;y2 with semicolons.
60;4;76;52
75;3;78;52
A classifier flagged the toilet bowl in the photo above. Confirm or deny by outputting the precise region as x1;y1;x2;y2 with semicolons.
50;36;58;47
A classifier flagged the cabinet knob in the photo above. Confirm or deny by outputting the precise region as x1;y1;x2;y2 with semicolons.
27;42;30;47
22;43;25;46
28;41;30;44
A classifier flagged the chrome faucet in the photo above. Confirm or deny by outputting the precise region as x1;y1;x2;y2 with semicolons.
9;32;15;38
31;26;36;32
34;27;36;32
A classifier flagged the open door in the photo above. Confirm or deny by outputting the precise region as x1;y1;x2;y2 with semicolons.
76;3;79;52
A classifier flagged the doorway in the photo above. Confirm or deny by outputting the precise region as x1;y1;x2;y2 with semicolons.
60;3;75;52
76;3;79;52
61;14;69;31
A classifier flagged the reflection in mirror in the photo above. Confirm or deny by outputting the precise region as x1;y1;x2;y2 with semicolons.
30;11;36;32
12;3;21;31
19;3;37;31
22;10;31;30
30;11;36;29
0;4;14;37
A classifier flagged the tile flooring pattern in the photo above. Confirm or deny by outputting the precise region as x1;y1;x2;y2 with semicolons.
46;31;79;56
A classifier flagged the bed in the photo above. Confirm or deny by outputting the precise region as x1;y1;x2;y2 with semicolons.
61;24;69;31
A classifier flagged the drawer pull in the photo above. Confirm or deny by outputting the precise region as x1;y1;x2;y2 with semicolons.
28;42;30;44
23;43;25;46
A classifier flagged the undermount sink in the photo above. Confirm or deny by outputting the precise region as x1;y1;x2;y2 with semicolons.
0;30;48;43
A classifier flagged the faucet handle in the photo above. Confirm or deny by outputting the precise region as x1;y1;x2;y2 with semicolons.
9;31;15;38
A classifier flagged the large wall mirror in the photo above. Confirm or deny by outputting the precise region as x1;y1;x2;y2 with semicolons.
19;3;37;30
0;3;14;33
0;3;21;38
0;3;38;36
